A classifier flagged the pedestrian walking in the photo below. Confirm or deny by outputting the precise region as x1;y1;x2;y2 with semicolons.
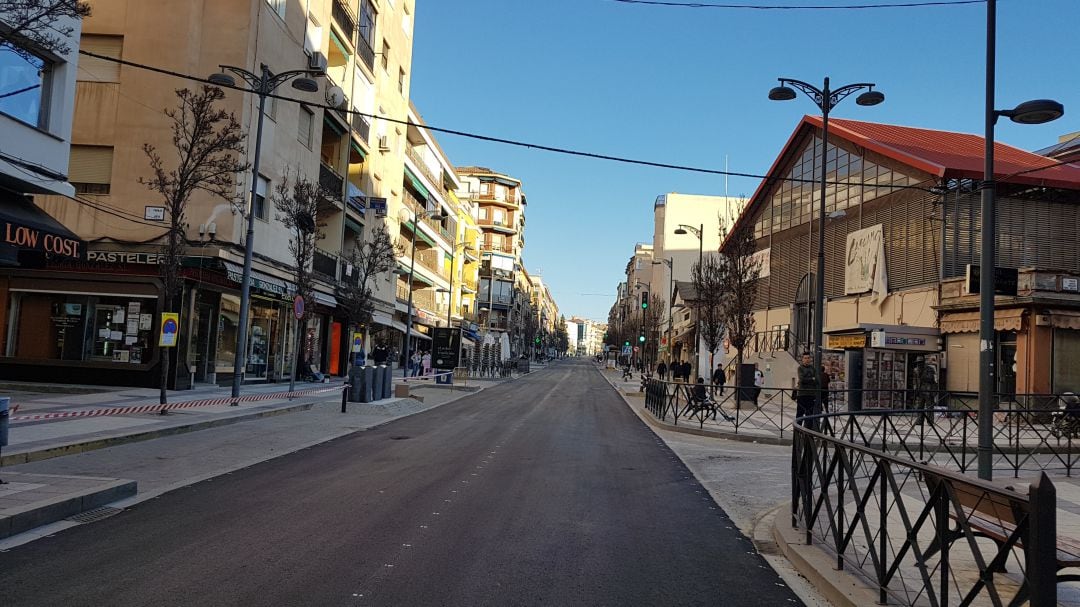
753;364;764;406
656;360;667;381
410;350;421;377
421;351;432;376
711;363;725;397
796;353;820;428
681;360;692;383
372;342;389;366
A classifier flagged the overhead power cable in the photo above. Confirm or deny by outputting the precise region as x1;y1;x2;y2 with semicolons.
75;50;946;195
607;0;985;8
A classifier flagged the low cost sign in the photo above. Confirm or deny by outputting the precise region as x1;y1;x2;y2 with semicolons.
159;313;179;347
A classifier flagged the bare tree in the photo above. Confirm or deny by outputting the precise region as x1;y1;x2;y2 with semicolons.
272;169;328;391
0;0;90;56
142;87;247;406
522;302;539;359
691;254;728;382
337;225;399;366
555;315;569;355
718;223;762;392
642;292;666;371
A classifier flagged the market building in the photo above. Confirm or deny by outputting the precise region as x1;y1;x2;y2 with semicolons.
731;116;1080;405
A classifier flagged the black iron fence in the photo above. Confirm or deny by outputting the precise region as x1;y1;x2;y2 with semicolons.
792;413;1062;606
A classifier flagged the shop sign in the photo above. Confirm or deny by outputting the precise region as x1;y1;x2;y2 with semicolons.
432;327;462;369
293;295;305;320
225;268;288;297
159;313;179;347
3;222;81;258
87;250;164;264
870;330;937;351
965;265;1019;297
827;334;866;349
844;224;888;306
351;332;364;353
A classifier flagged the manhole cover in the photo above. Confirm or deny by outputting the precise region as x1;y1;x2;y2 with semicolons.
66;506;122;524
389;436;411;440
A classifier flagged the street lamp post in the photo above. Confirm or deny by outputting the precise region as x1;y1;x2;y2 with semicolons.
976;0;1064;480
767;76;884;383
400;208;448;380
674;223;703;380
208;65;322;398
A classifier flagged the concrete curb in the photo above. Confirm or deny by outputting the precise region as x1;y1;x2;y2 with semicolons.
1;401;315;467
772;501;881;607
0;476;137;540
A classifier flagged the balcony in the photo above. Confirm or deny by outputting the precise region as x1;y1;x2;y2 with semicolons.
351;111;371;143
480;242;515;254
412;289;435;313
477;191;518;206
478;218;517;234
417;248;449;279
405;144;441;192
332;0;356;40
462;276;479;292
395;280;410;302
356;34;375;71
313;248;339;281
319;163;344;200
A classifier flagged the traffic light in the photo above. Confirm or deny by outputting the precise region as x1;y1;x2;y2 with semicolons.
624;340;630;347
638;334;646;343
640;292;648;309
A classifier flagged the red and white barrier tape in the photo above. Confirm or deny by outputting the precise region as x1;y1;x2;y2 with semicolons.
402;370;454;383
9;384;348;424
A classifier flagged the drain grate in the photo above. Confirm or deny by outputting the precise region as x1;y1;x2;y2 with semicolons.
66;506;122;524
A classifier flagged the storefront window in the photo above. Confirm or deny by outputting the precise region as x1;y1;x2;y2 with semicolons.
247;299;281;379
6;292;155;363
216;294;240;373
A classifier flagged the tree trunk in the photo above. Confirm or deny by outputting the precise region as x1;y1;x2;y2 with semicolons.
735;347;744;411
159;290;172;407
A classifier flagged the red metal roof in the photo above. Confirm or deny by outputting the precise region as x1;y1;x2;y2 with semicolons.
820;116;1080;189
724;116;1080;251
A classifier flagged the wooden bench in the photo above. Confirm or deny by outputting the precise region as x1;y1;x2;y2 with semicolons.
923;472;1077;604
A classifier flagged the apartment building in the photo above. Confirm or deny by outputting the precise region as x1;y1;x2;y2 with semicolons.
0;0;417;388
456;167;527;356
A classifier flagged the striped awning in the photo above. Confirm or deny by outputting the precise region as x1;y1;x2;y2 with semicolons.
404;166;430;200
940;309;1025;334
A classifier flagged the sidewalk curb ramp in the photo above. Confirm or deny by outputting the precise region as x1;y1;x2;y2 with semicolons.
0;473;136;540
772;500;881;607
1;401;314;467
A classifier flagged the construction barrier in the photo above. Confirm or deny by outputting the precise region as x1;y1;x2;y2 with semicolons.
9;384;348;424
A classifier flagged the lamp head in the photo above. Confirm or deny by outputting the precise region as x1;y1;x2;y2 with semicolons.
855;89;885;106
674;228;688;235
291;77;320;93
208;73;237;88
768;85;796;101
1002;99;1064;125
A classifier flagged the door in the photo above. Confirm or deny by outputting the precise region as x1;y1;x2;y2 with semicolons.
329;321;342;375
193;301;214;382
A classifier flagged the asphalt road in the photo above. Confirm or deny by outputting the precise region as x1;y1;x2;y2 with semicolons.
1;359;803;607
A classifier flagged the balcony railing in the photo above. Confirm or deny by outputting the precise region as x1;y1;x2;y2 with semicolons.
405;145;441;191
332;0;356;39
477;191;518;205
417;248;449;279
351;111;371;142
313;248;339;281
319;163;344;200
396;280;410;302
356;34;375;71
480;242;515;254
412;289;435;313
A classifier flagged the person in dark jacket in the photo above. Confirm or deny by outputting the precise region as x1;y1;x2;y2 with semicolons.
656;361;668;381
796;352;821;428
372;342;389;365
711;364;725;396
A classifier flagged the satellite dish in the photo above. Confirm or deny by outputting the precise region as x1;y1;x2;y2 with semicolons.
325;85;346;109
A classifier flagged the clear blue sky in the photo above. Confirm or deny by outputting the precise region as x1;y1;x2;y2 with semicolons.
409;0;1079;322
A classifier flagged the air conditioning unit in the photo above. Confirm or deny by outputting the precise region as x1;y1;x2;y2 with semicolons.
307;51;328;72
378;136;390;151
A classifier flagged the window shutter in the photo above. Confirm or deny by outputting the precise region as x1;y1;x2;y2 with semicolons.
78;35;123;82
69;145;114;184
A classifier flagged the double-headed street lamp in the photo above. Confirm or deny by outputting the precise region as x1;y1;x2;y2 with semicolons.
767;77;884;381
208;65;322;398
976;0;1064;480
674;223;703;380
399;207;448;379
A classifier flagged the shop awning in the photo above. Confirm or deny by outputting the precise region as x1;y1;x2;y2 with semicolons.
404;166;430;200
222;261;291;297
397;264;434;287
411;328;432;340
403;221;436;247
314;291;338;308
372;311;394;328
940;309;1026;334
0;194;84;260
1046;310;1080;331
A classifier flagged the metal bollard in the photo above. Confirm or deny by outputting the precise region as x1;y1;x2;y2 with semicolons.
341;384;348;413
0;397;9;484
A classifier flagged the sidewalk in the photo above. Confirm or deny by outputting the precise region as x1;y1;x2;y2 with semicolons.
0;375;506;545
598;364;1080;606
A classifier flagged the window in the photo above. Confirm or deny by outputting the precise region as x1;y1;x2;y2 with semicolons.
7;292;156;363
69;145;114;194
298;106;314;147
381;40;390;72
0;41;51;128
359;1;377;48
77;35;123;82
402;6;412;37
266;0;286;19
398;68;406;94
254;175;269;220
